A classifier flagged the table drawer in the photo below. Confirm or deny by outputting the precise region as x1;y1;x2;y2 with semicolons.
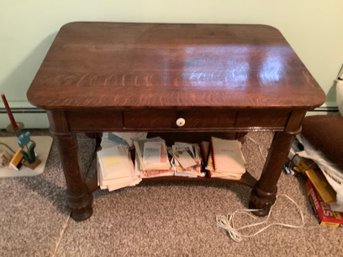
123;109;236;129
66;110;123;131
236;109;290;128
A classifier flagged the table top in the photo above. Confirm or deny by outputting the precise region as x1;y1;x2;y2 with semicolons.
27;22;325;110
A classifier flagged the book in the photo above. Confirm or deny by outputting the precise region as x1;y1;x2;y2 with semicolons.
172;143;197;169
206;137;246;180
143;141;170;170
305;179;343;227
292;155;336;203
293;135;343;204
289;138;343;211
97;144;141;191
171;142;204;178
134;138;173;178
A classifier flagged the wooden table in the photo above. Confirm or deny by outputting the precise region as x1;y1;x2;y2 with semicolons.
27;22;325;221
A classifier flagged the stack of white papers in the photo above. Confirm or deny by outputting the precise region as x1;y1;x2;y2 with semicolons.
206;137;246;180
134;138;173;178
97;144;141;191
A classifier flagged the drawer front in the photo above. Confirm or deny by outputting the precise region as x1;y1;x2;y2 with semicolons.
66;110;123;131
236;109;290;128
123;109;236;129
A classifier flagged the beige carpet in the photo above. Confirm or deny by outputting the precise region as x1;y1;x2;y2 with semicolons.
0;130;342;257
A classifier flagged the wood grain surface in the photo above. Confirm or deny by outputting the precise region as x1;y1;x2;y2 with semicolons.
27;22;325;110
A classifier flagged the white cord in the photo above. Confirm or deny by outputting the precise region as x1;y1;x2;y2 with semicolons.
216;194;305;242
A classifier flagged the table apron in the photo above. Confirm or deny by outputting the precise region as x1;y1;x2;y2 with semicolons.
47;109;306;134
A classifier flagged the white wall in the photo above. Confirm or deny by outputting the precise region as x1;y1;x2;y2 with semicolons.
1;0;342;128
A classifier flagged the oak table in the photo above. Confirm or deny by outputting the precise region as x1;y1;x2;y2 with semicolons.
27;22;325;221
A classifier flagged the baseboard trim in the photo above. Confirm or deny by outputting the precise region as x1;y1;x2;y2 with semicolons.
0;108;48;129
306;106;339;116
0;107;45;114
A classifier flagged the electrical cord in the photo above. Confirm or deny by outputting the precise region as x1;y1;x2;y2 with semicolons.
216;194;305;242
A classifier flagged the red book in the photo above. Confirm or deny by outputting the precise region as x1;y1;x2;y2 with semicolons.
305;179;343;227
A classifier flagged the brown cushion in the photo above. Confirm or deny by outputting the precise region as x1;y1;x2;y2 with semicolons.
301;115;343;170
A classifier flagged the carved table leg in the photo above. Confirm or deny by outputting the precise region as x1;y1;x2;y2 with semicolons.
249;131;295;216
48;111;93;221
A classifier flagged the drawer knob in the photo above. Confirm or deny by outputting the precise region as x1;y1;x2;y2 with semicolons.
176;118;186;127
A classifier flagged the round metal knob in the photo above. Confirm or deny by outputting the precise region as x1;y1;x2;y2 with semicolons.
176;118;186;127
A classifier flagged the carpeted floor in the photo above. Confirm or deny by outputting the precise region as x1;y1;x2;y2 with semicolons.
1;130;342;257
